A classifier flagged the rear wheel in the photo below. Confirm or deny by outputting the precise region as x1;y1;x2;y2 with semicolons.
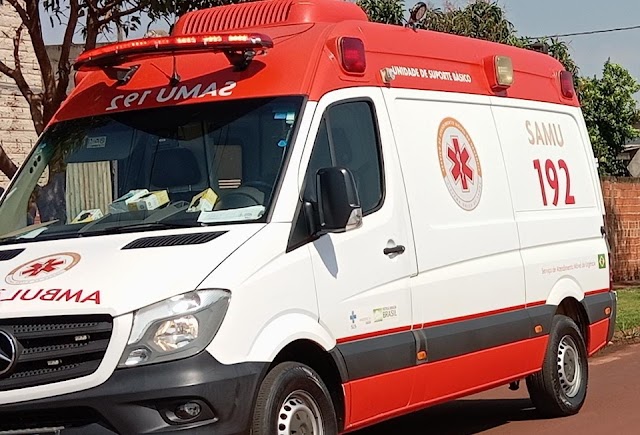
252;362;338;435
526;314;589;417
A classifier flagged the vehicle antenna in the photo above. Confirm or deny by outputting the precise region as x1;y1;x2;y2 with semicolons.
170;53;181;86
169;0;181;86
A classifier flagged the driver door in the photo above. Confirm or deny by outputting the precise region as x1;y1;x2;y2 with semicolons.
294;88;418;425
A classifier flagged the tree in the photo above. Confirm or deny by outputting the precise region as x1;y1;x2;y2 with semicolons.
0;1;221;138
356;0;404;25
147;0;246;20
0;146;18;181
0;1;245;179
579;61;640;176
421;0;517;44
0;0;235;221
357;0;578;76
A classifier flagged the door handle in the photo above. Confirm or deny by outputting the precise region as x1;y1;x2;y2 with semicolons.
383;245;406;256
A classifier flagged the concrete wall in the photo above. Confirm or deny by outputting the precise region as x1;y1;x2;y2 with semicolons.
602;177;640;282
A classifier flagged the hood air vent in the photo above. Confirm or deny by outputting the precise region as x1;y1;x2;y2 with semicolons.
0;249;25;261
122;232;226;250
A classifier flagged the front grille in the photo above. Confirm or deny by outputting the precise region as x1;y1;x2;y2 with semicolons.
0;315;113;391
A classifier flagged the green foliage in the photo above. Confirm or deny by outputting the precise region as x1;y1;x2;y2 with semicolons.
357;0;404;25
421;0;516;44
0;0;635;181
579;61;640;176
357;0;578;76
615;287;640;333
357;0;640;176
532;37;580;79
146;0;249;21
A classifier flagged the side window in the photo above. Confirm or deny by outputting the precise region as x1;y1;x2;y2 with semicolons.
303;100;384;214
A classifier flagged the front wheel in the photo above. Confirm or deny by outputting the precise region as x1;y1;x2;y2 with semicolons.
252;362;338;435
526;314;589;417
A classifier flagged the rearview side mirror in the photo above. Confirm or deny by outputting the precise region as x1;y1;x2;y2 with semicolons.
316;167;362;234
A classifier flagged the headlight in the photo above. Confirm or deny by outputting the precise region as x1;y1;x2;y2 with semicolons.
118;289;230;368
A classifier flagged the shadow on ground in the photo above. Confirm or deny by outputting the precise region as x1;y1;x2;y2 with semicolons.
354;398;544;434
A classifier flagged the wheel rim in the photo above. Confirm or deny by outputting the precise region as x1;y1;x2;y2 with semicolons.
557;335;582;398
277;390;324;435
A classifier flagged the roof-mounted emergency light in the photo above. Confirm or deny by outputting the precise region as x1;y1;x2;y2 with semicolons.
339;37;366;74
74;33;274;72
406;2;428;30
484;55;514;92
559;71;575;99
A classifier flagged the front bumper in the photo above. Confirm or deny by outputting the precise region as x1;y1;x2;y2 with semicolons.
0;352;268;435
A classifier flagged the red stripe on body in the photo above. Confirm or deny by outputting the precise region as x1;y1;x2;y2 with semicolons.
339;301;547;342
420;304;527;329
336;288;607;343
585;288;610;296
342;335;548;432
336;326;412;344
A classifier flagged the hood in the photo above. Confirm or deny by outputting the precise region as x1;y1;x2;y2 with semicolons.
0;224;263;318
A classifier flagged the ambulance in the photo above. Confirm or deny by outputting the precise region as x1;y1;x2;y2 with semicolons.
0;0;617;433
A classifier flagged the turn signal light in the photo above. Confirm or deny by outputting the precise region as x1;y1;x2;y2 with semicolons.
484;55;513;92
495;56;514;86
340;37;366;74
605;307;612;316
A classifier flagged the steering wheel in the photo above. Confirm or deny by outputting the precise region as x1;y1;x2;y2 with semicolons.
215;190;262;210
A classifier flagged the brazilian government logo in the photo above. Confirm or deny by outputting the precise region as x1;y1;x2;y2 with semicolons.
598;254;607;269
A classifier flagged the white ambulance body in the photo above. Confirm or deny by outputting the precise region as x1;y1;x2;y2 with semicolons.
0;1;615;434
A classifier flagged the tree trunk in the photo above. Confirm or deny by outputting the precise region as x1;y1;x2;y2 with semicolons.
85;13;100;51
0;144;18;180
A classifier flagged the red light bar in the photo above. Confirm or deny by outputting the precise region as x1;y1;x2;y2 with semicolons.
74;33;274;70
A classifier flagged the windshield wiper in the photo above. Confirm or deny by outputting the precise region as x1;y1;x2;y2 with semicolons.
0;222;201;246
0;220;61;245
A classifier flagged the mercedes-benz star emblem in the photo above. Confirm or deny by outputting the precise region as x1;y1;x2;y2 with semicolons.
0;330;17;378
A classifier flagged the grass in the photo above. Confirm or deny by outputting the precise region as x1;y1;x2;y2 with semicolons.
614;287;640;340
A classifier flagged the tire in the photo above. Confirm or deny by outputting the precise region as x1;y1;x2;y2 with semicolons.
526;314;589;418
252;362;338;435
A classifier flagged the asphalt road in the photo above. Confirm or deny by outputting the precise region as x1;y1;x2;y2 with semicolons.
355;343;640;435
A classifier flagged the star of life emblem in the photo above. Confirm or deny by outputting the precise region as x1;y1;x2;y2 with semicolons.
437;118;483;211
6;253;81;285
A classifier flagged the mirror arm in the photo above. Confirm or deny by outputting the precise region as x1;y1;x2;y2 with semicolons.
302;200;320;236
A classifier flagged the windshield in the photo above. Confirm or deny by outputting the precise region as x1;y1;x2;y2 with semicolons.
0;97;303;245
